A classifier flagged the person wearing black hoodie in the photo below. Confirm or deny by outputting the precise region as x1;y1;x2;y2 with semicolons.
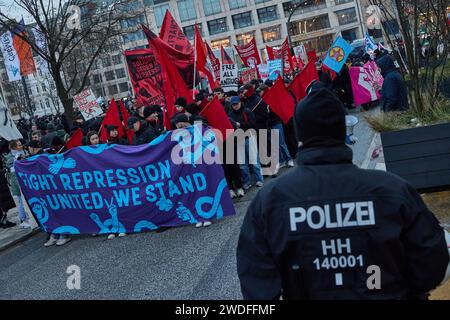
376;54;409;112
143;105;164;136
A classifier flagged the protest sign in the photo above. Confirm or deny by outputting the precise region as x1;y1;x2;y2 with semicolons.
241;67;258;84
220;64;238;92
268;59;282;80
73;89;102;121
15;125;236;235
258;64;269;82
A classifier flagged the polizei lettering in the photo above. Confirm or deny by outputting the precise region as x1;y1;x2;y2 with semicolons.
289;201;376;231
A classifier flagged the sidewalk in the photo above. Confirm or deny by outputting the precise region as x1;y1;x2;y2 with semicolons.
0;198;40;253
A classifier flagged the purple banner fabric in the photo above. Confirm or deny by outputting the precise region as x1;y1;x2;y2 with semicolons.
15;126;235;235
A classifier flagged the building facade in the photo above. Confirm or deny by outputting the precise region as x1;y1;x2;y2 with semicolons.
0;0;372;116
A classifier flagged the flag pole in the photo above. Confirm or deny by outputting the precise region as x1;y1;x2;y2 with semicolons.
192;23;198;100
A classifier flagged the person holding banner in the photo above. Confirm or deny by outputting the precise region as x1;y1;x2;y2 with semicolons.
106;125;128;145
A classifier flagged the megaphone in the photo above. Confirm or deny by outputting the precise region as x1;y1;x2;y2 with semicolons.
345;115;359;145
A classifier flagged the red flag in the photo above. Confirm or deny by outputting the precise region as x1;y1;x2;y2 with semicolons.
65;128;83;150
262;76;295;124
288;62;319;101
144;26;193;129
143;25;195;89
199;96;234;141
159;10;193;54
100;99;124;142
206;42;221;87
118;100;134;144
281;37;294;74
307;51;317;64
194;25;215;91
266;46;281;61
322;64;337;80
234;38;261;69
125;49;166;107
221;45;234;65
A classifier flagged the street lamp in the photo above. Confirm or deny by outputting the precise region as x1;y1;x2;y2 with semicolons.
286;0;310;49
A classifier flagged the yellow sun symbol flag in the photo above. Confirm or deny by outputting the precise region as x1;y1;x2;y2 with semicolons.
329;46;345;63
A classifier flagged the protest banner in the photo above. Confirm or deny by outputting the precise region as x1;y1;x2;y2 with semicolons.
268;59;282;80
220;64;238;92
234;38;261;69
15;125;236;235
241;67;258;84
73;89;102;121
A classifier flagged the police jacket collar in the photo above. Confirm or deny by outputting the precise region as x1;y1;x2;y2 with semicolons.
296;143;353;166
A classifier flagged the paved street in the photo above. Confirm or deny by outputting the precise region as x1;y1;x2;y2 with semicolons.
0;110;377;299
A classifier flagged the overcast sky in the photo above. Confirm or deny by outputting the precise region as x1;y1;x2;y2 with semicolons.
0;0;45;23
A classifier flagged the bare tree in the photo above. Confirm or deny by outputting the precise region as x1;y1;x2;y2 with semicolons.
0;0;145;124
369;0;449;115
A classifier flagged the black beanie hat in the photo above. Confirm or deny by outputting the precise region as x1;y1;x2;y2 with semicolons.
293;86;346;143
175;97;187;108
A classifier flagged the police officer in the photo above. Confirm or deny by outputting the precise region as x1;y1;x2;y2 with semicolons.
236;85;450;300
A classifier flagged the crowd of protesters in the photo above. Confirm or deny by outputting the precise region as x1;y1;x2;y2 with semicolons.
0;48;409;247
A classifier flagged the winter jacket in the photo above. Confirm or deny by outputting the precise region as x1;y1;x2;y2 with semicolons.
243;93;269;130
237;143;449;300
132;121;156;145
376;55;409;112
227;107;256;131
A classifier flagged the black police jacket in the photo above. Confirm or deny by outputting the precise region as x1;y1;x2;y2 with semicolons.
237;144;449;300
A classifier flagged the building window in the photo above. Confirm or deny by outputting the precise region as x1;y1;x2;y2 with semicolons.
232;11;253;29
335;0;353;5
177;0;197;22
36;85;40;93
105;71;116;81
183;24;203;40
116;68;126;79
122;30;145;44
119;82;129;93
335;8;357;25
289;14;330;36
229;0;246;10
203;0;221;16
208;17;228;35
236;31;255;46
108;84;119;95
154;4;170;27
295;33;333;53
255;0;270;4
112;54;122;65
282;0;326;18
342;28;358;42
120;15;145;29
210;38;231;50
102;57;112;68
257;5;278;23
383;19;400;35
41;83;47;92
261;25;281;43
95;88;103;98
93;74;103;84
46;99;50;110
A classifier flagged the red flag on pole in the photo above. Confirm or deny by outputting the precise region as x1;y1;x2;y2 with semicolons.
221;45;234;65
281;37;294;74
143;24;195;89
262;76;295;124
234;38;261;68
287;62;319;101
307;51;317;64
206;42;221;88
118;100;134;144
143;26;193;129
159;10;193;55
199;96;234;141
100;99;125;142
65;128;84;150
194;25;215;91
266;45;281;61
